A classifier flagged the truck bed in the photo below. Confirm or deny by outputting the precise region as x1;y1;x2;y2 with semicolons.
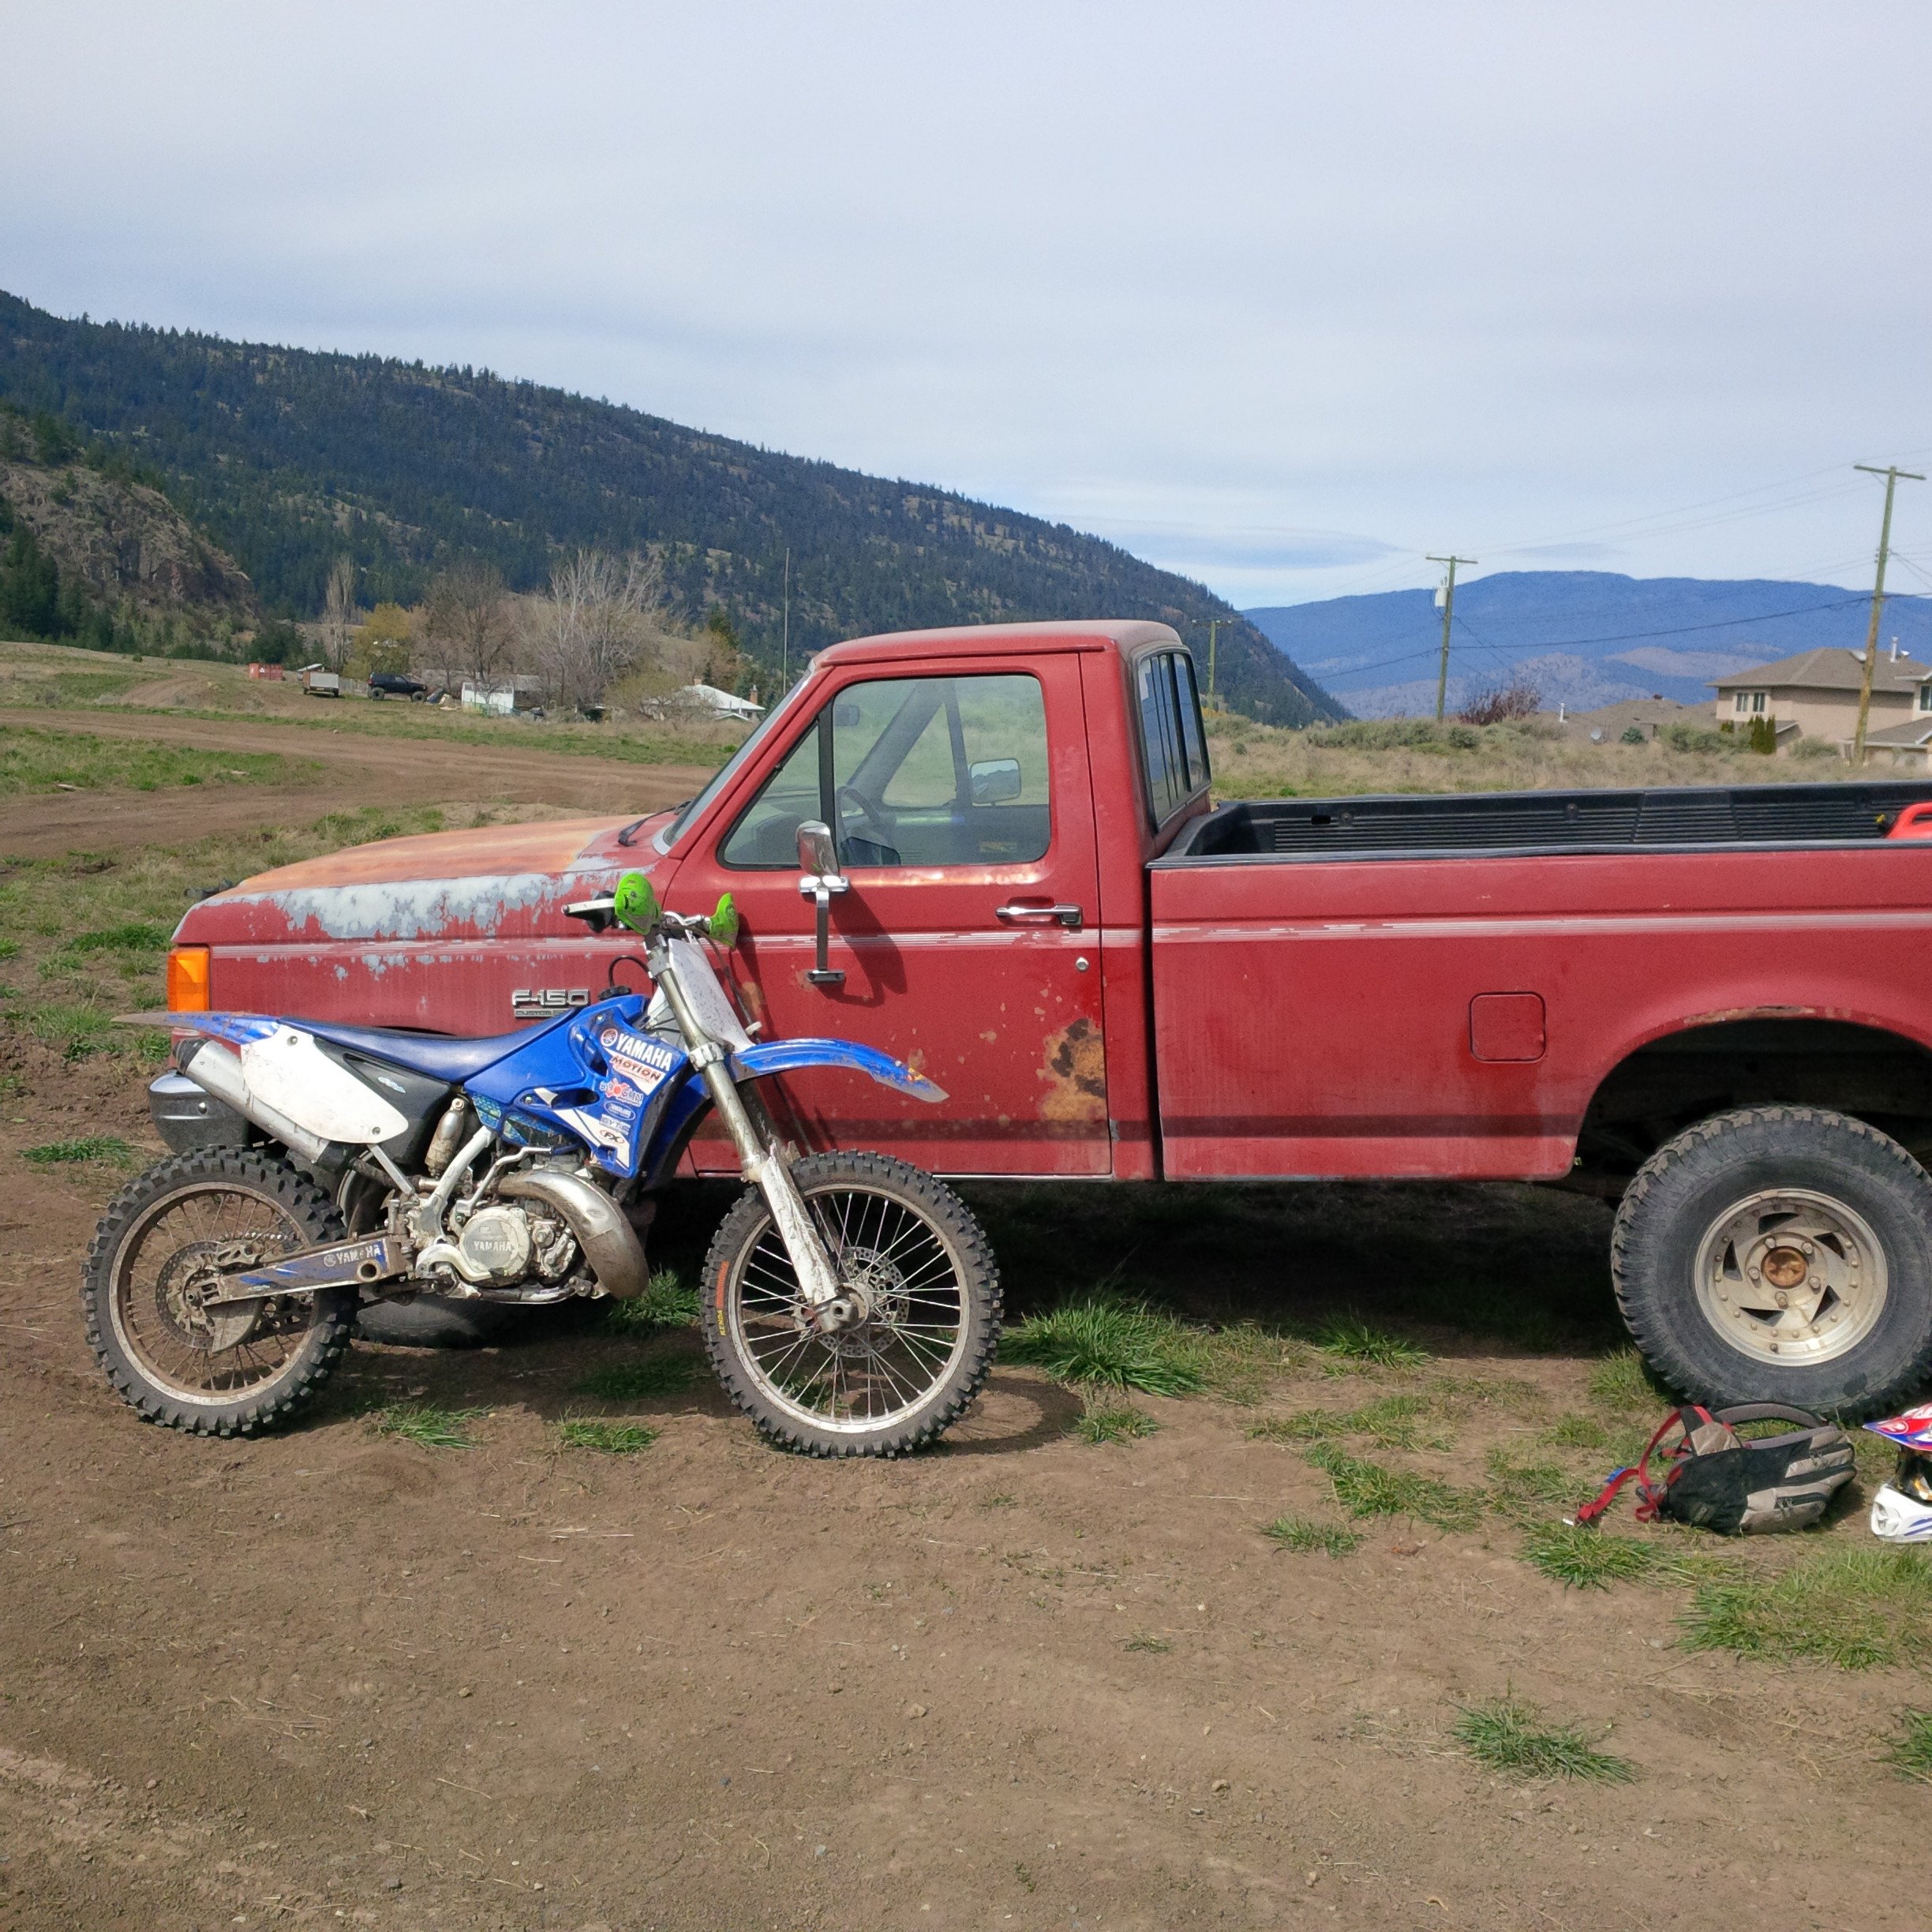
1168;779;1932;862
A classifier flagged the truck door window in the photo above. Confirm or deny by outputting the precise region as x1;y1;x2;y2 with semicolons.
719;673;1050;870
1138;650;1207;823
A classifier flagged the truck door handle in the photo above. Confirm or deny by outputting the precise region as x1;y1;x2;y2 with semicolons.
996;902;1084;931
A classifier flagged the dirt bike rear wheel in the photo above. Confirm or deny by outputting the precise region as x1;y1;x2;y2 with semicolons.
701;1151;1001;1458
83;1149;357;1436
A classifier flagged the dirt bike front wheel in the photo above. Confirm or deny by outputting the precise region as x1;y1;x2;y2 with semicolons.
83;1149;358;1436
701;1151;1001;1458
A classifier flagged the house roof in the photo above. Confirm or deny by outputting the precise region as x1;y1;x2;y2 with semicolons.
1710;646;1932;695
1855;715;1932;748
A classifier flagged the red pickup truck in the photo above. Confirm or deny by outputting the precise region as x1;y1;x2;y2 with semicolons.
161;619;1932;1417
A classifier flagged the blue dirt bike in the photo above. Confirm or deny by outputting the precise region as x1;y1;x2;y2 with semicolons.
84;871;1000;1456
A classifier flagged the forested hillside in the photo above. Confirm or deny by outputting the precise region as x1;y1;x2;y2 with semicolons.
0;292;1340;722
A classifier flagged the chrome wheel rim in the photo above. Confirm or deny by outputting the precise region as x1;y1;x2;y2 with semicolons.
725;1183;969;1435
1693;1185;1888;1367
108;1184;317;1404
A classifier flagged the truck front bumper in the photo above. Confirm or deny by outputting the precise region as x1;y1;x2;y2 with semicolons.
148;1071;254;1155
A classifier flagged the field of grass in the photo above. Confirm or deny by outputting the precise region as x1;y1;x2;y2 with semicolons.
1;723;298;796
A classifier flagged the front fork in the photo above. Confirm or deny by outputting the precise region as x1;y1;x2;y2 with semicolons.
651;956;851;1322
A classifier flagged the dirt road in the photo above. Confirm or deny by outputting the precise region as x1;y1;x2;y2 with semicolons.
0;707;712;856
1;711;1925;1930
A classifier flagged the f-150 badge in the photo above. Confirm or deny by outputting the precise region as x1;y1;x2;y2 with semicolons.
511;987;590;1020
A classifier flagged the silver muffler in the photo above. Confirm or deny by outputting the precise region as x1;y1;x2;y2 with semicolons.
180;1039;331;1165
498;1169;648;1300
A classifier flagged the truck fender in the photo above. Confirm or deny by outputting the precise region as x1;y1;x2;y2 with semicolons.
729;1038;949;1104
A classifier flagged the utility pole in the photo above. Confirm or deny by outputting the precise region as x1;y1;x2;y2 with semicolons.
1427;555;1477;721
781;548;791;687
1206;618;1222;707
1852;465;1925;762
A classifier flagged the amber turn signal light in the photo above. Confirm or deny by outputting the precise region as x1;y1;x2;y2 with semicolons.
166;945;211;1012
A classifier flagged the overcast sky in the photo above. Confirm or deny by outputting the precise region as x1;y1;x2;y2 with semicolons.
6;2;1930;609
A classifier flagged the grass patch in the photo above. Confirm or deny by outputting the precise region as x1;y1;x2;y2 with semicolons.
576;1354;702;1401
1543;1411;1610;1451
1002;1295;1208;1397
1249;1393;1442;1451
1485;1448;1581;1522
1451;1693;1634;1783
0;724;291;796
607;1268;701;1331
1122;1631;1172;1653
62;921;171;955
367;1403;485;1450
1314;1316;1428;1371
556;1418;657;1455
1519;1522;1668;1589
1305;1443;1484;1531
21;1134;135;1165
1887;1710;1932;1782
1263;1514;1364;1557
1679;1546;1932;1670
1587;1348;1670;1414
1073;1402;1159;1444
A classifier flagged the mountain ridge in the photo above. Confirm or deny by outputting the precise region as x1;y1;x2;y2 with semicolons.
1245;570;1929;717
0;290;1342;723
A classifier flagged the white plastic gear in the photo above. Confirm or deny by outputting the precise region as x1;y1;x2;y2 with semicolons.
1870;1481;1932;1542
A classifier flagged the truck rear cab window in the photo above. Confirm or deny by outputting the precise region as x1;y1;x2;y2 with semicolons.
719;672;1050;869
1137;649;1210;824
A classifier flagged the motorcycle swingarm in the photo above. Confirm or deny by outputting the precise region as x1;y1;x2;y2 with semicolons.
209;1234;414;1305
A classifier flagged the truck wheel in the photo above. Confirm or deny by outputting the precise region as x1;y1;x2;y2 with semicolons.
701;1151;1001;1457
1612;1105;1932;1418
82;1149;357;1436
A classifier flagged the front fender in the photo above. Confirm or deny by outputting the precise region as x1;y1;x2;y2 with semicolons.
730;1038;949;1104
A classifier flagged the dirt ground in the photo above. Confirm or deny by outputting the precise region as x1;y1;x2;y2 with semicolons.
3;697;1930;1932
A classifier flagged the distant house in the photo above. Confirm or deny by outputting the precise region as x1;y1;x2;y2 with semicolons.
637;683;765;724
461;676;545;716
1709;646;1932;746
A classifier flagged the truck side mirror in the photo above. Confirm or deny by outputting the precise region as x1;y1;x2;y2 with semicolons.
969;758;1022;805
796;820;842;881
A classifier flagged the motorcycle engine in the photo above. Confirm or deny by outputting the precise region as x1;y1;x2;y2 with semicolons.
455;1204;534;1285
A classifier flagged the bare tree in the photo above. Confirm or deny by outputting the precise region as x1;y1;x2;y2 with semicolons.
1456;680;1541;725
538;549;665;711
422;560;517;695
320;556;358;671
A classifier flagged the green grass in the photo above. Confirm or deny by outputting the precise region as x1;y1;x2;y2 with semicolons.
62;921;171;955
1543;1412;1610;1451
1305;1443;1484;1531
1122;1632;1173;1653
21;1134;135;1165
367;1403;485;1450
1451;1694;1634;1783
1073;1402;1159;1444
556;1418;658;1455
1587;1348;1669;1414
607;1268;701;1331
1679;1546;1932;1670
1263;1514;1364;1557
576;1353;702;1401
1887;1710;1932;1782
1485;1448;1581;1522
1249;1393;1440;1451
1519;1522;1668;1589
1002;1295;1208;1397
1314;1316;1428;1371
0;724;293;796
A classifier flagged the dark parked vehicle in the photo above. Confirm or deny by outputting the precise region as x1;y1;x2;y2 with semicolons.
369;672;429;701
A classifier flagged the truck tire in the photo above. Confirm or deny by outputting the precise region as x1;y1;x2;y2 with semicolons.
701;1151;1001;1457
83;1149;357;1436
1612;1106;1932;1419
356;1294;512;1348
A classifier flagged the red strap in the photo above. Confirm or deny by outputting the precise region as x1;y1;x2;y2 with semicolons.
1578;1406;1716;1526
1574;1464;1639;1524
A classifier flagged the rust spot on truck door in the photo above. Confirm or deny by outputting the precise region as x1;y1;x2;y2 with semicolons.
1039;1017;1106;1124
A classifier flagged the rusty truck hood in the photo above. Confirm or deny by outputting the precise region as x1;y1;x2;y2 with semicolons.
176;813;677;945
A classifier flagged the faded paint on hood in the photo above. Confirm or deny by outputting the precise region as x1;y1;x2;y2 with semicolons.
177;816;670;946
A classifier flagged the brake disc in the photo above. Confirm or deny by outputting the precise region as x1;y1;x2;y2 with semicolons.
155;1240;266;1354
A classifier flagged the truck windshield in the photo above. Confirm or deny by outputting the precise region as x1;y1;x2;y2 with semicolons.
660;677;814;850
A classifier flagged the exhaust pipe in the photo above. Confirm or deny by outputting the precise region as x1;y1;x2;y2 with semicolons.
499;1169;648;1300
181;1040;331;1166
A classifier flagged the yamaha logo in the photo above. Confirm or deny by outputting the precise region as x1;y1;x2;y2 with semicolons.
511;987;590;1020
